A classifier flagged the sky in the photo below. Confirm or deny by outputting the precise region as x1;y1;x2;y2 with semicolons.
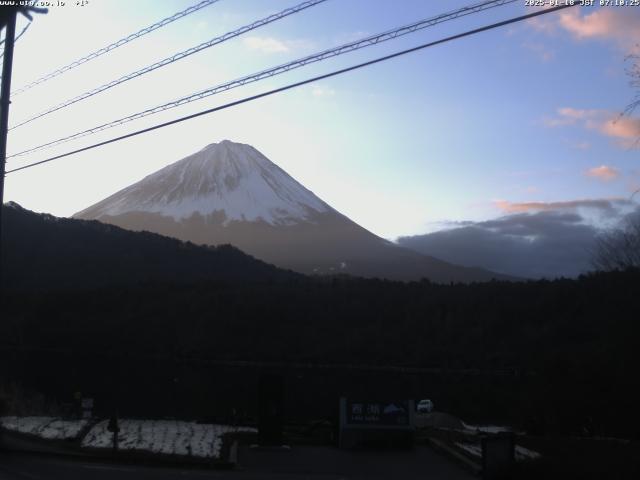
2;0;640;277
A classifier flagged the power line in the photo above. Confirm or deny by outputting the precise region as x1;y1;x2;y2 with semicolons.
8;0;518;160
14;20;30;42
10;0;222;97
5;3;578;175
9;0;328;130
0;21;30;60
2;23;30;43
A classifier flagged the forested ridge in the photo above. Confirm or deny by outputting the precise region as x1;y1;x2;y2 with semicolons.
1;203;638;437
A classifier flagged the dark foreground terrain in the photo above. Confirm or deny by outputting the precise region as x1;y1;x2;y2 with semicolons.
515;435;640;479
0;447;473;480
3;267;638;439
1;438;638;479
1;204;639;444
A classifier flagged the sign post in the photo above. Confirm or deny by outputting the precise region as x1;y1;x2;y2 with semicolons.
338;397;415;449
81;398;94;419
107;415;120;454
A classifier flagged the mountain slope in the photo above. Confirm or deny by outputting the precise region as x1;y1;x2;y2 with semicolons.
75;140;508;283
1;202;296;291
77;140;330;226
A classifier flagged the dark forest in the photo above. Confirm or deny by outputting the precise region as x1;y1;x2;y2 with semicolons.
1;204;638;439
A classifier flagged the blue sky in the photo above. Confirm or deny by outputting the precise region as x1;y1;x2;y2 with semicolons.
3;0;640;241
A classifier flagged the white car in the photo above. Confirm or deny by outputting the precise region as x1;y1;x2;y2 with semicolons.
416;399;434;413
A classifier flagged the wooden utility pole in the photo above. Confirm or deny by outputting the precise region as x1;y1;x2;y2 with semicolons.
0;8;17;295
0;3;46;297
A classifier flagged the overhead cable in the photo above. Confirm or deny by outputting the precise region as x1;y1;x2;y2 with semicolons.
9;0;328;130
10;0;222;96
5;3;578;175
8;0;517;159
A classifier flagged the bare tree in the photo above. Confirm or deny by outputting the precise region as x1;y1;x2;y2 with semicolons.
592;215;640;271
592;50;640;271
624;49;640;117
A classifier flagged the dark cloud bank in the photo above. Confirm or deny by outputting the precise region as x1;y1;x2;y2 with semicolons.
397;203;640;280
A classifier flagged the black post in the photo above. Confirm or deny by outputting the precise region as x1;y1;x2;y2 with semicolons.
0;10;17;296
108;413;120;455
257;372;285;446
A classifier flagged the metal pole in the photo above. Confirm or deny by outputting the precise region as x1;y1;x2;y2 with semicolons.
0;10;17;296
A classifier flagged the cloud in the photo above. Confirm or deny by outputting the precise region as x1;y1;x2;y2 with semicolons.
558;8;640;48
585;165;619;182
598;116;640;146
397;210;599;279
311;85;335;97
527;7;640;52
545;107;640;148
525;4;565;34
398;203;640;279
542;107;599;127
243;36;290;53
572;141;591;150
543;117;573;128
493;198;628;214
558;107;597;120
527;15;557;35
397;196;640;279
522;41;555;61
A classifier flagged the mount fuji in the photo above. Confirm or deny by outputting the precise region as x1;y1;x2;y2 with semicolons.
75;140;504;282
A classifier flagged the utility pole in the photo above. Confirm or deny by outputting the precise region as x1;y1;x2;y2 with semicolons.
0;8;17;297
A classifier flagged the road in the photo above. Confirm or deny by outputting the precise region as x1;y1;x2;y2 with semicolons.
0;446;474;479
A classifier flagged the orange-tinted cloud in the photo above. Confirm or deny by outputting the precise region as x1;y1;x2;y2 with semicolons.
494;198;626;214
543;107;598;127
527;7;640;52
558;107;597;120
598;116;640;143
545;107;640;148
558;8;640;46
585;165;619;182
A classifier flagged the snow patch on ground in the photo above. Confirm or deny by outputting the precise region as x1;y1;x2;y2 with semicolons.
0;416;87;440
455;441;482;458
81;419;256;459
462;422;514;433
455;441;541;462
515;445;541;461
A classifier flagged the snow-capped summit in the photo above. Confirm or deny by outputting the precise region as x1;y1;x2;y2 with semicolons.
76;140;330;226
75;141;506;282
